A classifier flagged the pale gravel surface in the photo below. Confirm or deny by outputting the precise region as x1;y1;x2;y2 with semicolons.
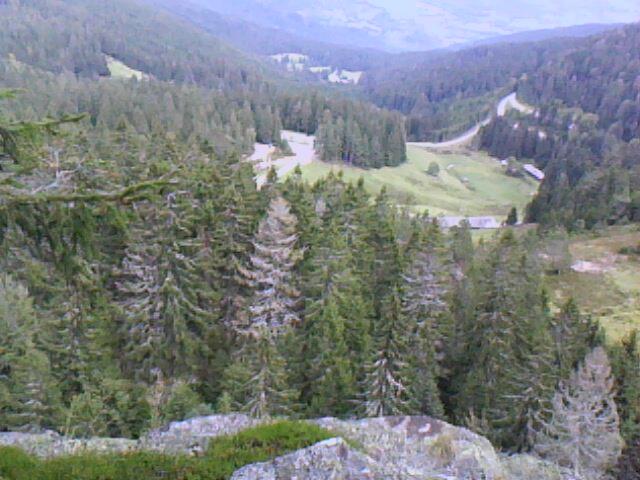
253;130;317;188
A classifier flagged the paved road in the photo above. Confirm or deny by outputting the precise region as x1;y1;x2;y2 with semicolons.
408;92;533;150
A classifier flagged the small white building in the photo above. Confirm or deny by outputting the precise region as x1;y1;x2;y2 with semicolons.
523;164;545;181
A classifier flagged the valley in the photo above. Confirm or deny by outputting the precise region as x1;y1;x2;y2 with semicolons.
1;1;640;477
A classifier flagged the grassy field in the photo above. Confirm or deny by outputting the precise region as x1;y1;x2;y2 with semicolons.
546;225;640;343
298;146;538;218
105;55;148;81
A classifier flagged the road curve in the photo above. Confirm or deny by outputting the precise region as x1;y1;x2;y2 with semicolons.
408;92;533;150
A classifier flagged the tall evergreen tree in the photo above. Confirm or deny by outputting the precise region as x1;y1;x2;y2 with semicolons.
363;287;411;417
401;224;447;417
115;196;207;383
224;196;301;417
535;347;623;480
0;275;61;430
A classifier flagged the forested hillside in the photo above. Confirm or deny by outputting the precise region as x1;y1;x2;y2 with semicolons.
359;39;581;142
479;23;640;229
0;0;406;168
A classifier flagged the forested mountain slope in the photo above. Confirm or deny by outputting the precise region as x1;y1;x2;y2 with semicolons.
0;0;406;167
145;0;392;72
1;1;640;477
479;23;640;228
359;38;584;142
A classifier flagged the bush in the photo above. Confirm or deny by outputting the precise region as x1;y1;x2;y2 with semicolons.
0;421;333;480
426;161;440;177
619;243;640;255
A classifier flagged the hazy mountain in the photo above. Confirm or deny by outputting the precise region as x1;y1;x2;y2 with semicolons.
156;0;640;51
459;23;624;49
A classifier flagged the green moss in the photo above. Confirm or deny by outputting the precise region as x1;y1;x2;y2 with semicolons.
0;421;333;480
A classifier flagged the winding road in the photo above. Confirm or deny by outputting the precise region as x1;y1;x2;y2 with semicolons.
248;93;535;185
408;92;534;150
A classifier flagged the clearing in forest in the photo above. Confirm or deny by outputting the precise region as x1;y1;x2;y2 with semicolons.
297;145;538;218
105;55;148;81
546;225;640;342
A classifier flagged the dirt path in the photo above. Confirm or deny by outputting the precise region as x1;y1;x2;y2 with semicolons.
408;92;533;150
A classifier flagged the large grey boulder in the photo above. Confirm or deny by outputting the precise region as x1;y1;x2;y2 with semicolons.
0;414;266;458
0;414;573;479
231;437;393;480
139;413;268;454
315;416;506;479
0;430;136;458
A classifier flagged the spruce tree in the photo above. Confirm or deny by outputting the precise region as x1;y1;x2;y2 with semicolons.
611;331;640;442
299;218;368;417
535;347;623;480
115;197;207;383
0;275;61;430
225;196;301;417
363;287;411;417
401;226;447;417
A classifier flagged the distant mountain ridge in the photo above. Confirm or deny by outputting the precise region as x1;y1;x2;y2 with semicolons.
148;0;640;52
459;23;624;49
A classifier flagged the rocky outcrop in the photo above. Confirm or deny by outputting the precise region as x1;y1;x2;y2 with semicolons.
0;414;575;479
315;416;506;479
0;414;266;458
0;430;136;458
140;413;266;454
231;437;392;480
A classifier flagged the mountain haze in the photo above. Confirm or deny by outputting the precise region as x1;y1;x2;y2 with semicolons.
157;0;640;51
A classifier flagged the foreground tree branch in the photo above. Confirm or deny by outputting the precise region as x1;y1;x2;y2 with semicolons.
0;174;178;208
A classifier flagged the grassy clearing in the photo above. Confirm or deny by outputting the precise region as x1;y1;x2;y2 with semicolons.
105;55;148;81
0;421;332;480
546;225;640;343
298;146;537;218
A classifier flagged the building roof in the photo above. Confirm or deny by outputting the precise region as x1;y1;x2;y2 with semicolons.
523;164;545;181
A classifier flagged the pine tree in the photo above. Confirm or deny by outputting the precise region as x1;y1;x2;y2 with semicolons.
222;327;296;418
115;196;207;383
611;331;640;442
299;219;366;416
535;347;623;480
551;298;600;381
237;196;301;333
456;231;555;448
